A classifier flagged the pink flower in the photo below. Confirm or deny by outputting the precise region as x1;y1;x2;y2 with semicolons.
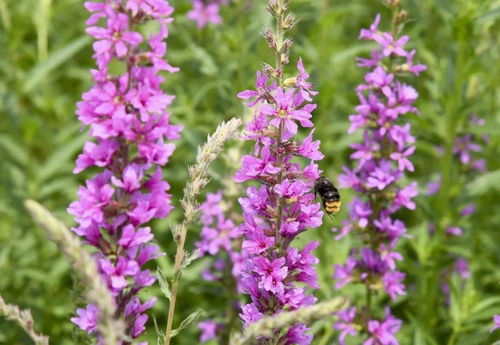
71;304;99;333
187;0;222;28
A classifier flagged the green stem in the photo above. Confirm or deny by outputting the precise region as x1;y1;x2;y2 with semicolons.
273;1;286;253
164;233;187;345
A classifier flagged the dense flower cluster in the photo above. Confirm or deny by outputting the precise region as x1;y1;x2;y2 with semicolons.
187;0;229;28
333;13;425;344
196;191;244;277
195;191;247;342
68;0;180;342
234;54;324;343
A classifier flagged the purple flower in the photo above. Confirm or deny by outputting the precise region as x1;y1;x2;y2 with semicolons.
446;226;463;237
374;33;409;57
359;14;381;40
390;146;415;172
334;307;358;345
402;50;427;76
382;271;406;300
70;0;179;342
454;134;481;164
260;88;315;140
425;177;441;196
285;324;313;345
198;320;219;342
365;309;402;345
491;315;500;332
87;12;143;59
238;71;277;107
460;204;475;217
454;258;470;280
240;303;264;327
187;0;228;28
295;58;318;102
71;304;99;334
253;256;288;294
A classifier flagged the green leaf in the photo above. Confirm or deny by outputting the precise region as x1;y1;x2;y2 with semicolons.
181;249;200;270
468;170;500;195
157;268;171;300
153;317;166;345
22;35;91;93
36;133;87;182
0;135;28;166
170;309;203;338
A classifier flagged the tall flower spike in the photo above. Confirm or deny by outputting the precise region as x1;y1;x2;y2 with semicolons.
234;0;324;344
68;0;180;343
333;9;426;345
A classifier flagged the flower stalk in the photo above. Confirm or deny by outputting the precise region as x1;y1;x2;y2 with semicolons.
333;3;426;344
67;0;180;343
0;294;49;345
234;0;325;344
25;199;123;345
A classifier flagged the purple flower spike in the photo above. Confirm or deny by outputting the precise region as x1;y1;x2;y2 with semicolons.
234;10;324;339
69;0;179;342
334;13;425;344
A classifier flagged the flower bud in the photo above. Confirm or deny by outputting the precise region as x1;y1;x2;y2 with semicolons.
385;0;401;8
394;10;408;24
282;13;296;31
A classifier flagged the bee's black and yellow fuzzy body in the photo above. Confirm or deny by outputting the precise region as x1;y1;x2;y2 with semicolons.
314;176;341;216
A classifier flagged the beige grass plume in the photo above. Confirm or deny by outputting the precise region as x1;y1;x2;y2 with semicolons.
0;294;49;345
24;199;125;345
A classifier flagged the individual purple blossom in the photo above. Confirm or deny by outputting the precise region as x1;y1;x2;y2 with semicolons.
334;12;425;344
425;177;441;196
198;320;220;342
71;304;99;334
453;134;482;165
491;315;500;332
295;58;318;101
401;50;427;76
454;258;470;280
334;307;358;345
285;324;313;345
445;226;463;237
460;204;475;217
240;303;264;327
187;0;229;28
365;308;402;345
69;0;179;342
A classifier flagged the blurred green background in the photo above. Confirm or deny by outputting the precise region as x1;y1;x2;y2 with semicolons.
0;0;499;344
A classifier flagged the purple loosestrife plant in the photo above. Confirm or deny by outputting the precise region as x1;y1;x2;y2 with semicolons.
187;0;229;28
196;191;247;343
68;0;180;343
234;1;324;344
424;115;489;318
333;6;426;345
424;114;487;306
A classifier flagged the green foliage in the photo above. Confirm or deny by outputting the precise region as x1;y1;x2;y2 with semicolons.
0;0;499;344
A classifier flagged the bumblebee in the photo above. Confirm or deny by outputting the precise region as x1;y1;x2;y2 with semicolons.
314;177;341;216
